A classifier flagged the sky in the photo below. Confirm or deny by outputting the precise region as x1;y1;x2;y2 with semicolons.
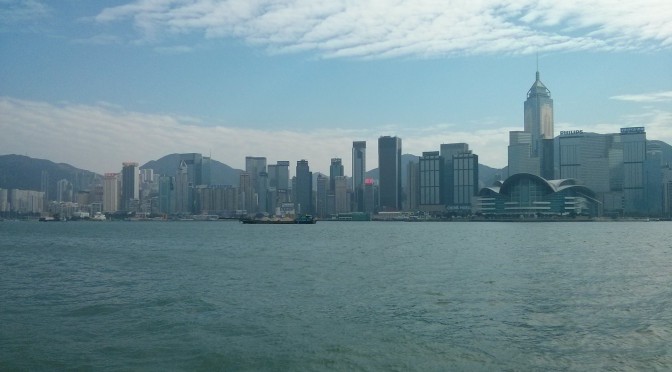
1;0;671;176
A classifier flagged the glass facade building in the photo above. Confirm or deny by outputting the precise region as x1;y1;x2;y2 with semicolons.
295;160;313;215
453;151;479;207
378;136;402;211
352;141;366;212
475;174;598;217
419;151;443;210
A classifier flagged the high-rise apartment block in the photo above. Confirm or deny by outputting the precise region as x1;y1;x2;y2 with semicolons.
103;173;119;213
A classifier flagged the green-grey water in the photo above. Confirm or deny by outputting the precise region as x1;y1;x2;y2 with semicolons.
1;221;671;370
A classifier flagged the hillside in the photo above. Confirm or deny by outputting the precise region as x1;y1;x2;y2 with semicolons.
0;154;100;198
141;153;242;186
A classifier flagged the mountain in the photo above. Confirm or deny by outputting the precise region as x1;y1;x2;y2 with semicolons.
0;154;100;198
141;153;242;186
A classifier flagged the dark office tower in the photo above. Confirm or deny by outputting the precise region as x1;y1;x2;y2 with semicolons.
352;141;366;211
258;171;269;214
440;143;469;205
295;160;313;215
521;69;554;177
121;162;139;211
541;139;555;179
276;161;290;191
158;175;174;214
267;164;278;188
329;158;344;193
406;161;419;211
419;151;443;212
378;136;402;211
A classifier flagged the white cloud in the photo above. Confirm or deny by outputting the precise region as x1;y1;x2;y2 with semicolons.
0;0;50;29
610;91;672;103
94;0;672;58
0;97;372;175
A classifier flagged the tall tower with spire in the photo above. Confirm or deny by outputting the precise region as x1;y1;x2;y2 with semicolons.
509;67;555;179
524;70;554;157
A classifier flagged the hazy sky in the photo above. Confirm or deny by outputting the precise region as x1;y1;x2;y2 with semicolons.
1;0;671;175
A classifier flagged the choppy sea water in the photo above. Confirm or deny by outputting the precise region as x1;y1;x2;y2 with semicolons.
1;220;671;371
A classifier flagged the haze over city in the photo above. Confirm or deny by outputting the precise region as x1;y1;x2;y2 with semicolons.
1;0;671;175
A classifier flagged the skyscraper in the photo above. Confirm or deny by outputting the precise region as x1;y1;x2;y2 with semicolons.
334;175;349;213
419;151;443;211
352;141;366;211
509;69;555;178
174;160;190;214
103;173;119;213
239;172;253;214
158;175;174;215
406;161;419;211
295;160;313;215
440;143;469;205
121;162;139;211
275;161;290;191
378;136;402;211
179;153;206;186
524;70;554;157
452;151;479;207
621;127;647;215
245;156;267;212
316;174;328;218
329;158;344;193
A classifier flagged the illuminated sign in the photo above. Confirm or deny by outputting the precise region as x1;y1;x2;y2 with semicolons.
620;127;645;134
365;178;375;186
560;130;583;136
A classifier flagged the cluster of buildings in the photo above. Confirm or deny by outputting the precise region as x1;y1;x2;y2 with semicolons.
3;70;672;220
483;71;672;218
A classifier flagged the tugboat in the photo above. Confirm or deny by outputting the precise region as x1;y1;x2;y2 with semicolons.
294;215;317;224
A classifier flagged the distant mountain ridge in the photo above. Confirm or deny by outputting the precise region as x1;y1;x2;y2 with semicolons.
0;154;100;198
1;153;511;194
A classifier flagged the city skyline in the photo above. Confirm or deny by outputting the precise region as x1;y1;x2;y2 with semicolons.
1;1;671;175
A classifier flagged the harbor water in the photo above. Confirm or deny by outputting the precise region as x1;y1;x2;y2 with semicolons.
1;221;671;370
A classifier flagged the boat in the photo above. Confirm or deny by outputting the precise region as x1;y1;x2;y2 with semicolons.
240;215;316;224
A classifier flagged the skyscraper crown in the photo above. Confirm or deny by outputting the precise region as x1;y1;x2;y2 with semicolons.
527;71;551;98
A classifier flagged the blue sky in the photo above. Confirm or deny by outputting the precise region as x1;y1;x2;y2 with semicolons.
1;0;671;175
